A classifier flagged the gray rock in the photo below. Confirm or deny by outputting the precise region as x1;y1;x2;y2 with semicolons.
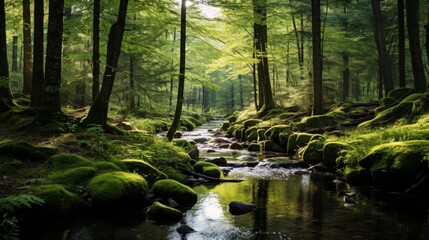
229;201;256;215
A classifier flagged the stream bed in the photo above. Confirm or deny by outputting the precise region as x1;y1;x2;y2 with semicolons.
33;120;429;239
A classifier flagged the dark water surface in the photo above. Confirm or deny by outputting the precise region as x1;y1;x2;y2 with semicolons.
31;120;429;239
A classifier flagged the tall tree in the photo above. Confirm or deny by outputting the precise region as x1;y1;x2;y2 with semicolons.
166;0;187;141
371;0;394;96
0;0;14;111
85;0;129;127
397;0;406;88
40;0;64;114
406;0;427;92
12;36;18;72
342;52;350;101
31;0;44;107
22;0;32;94
92;0;100;102
254;0;275;117
312;0;323;115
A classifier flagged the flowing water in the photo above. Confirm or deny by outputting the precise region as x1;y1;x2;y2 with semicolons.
32;120;429;240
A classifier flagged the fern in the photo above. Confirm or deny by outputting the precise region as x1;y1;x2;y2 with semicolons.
0;194;45;213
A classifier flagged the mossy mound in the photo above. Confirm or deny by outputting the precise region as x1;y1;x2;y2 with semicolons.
322;142;351;166
121;159;168;184
201;166;222;178
229;142;243;150
302;140;325;165
387;87;414;100
243;119;263;130
292;115;338;131
220;121;230;131
359;99;414;128
343;167;373;186
87;171;148;207
151;179;198;207
157;165;187;183
287;133;313;154
193;161;218;173
173;139;199;160
245;126;259;142
264;125;290;144
48;154;93;171
359;140;429;190
379;97;396;108
49;167;97;188
146;201;183;223
260;140;284;152
94;161;122;172
28;184;83;216
0;140;58;161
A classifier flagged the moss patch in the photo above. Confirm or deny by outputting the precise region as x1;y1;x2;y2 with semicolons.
151;179;198;207
146;201;183;223
0;140;58;161
47;154;93;171
302;140;325;165
49;167;96;188
87;171;148;207
121;159;167;184
322;142;351;166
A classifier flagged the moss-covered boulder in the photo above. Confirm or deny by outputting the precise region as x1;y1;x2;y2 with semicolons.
94;161;122;172
87;172;148;207
379;97;396;108
302;140;325;165
174;139;199;160
343;166;373;186
243;119;262;130
287;133;313;154
193;161;222;177
49;167;97;187
248;143;261;152
292;115;338;131
48;154;93;171
387;87;414;100
28;184;83;216
121;159;168;184
146;201;183;223
257;129;267;142
0;140;58;160
220;121;230;131
322;142;351;166
264;125;289;144
260;140;284;152
151;179;198;207
278;132;290;147
359;140;429;190
245;126;259;142
229;142;243;150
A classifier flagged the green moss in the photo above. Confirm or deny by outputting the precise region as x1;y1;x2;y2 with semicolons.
359;140;429;190
94;161;122;172
202;166;222;178
173;139;199;160
87;171;148;206
379;97;396;108
299;115;338;130
193;161;218;173
278;132;290;147
28;184;83;216
279;112;297;120
121;159;168;184
387;87;414;100
322;142;351;166
287;133;313;154
243;119;262;130
220;121;230;131
343;166;372;186
49;167;97;187
0;140;58;160
257;129;267;142
264;125;289;144
146;201;183;223
245;127;259;142
302;140;325;165
157;165;187;182
48;154;93;171
151;179;198;206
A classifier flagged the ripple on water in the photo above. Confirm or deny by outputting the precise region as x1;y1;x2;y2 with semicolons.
227;162;298;180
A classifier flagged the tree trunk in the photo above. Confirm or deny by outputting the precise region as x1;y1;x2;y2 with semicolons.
169;28;176;110
406;0;427;92
166;0;186;141
397;0;406;88
12;36;18;72
92;0;100;102
239;74;244;109
230;82;235;113
312;0;323;115
41;0;64;115
22;0;32;94
31;0;44;107
425;19;429;66
85;0;128;127
371;0;394;95
342;52;350;101
129;54;135;110
0;0;14;111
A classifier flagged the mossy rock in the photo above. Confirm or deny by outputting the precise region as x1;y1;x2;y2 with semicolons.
374;106;387;115
49;167;97;187
379;97;396;108
146;201;183;223
151;179;198;207
243;119;262;130
228;115;238;123
205;157;227;166
387;87;414;100
257;129;267;142
0;140;58;161
245;127;259;142
121;159;168;184
87;171;148;207
310;134;326;142
343;167;373;186
279;112;296;120
193;161;218;173
248;143;260;152
264;125;290;144
220;121;230;131
322;142;351;166
94;161;122;172
157;165;187;183
202;166;222;178
28;184;83;216
359;140;429;190
48;154;93;171
302;140;325;165
278;132;290;147
259;140;284;152
174;139;199;160
229;142;243;150
287;133;313;154
359;98;415;128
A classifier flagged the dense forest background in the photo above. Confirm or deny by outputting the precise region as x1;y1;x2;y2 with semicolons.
1;0;428;120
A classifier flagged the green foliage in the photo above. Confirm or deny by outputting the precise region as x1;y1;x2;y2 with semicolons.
47;154;93;171
48;167;97;191
0;140;58;161
121;159;168;185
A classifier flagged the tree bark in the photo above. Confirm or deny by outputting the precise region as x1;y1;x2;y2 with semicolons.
0;0;14;111
92;0;100;102
371;0;394;96
397;0;406;88
406;0;427;92
166;0;186;141
312;0;323;115
31;0;44;107
129;54;135;110
342;52;350;101
12;36;18;72
40;0;64;115
22;0;32;94
85;0;128;127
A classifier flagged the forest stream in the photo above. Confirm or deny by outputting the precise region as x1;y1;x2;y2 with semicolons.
29;120;429;240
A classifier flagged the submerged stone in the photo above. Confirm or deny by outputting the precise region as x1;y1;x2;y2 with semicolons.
147;201;183;223
228;201;256;215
